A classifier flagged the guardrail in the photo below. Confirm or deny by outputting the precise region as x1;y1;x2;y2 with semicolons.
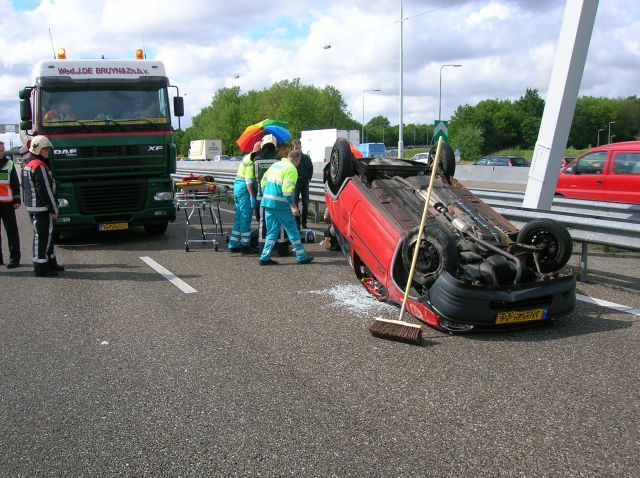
176;166;640;282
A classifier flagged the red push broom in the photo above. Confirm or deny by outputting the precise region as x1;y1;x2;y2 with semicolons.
368;137;444;345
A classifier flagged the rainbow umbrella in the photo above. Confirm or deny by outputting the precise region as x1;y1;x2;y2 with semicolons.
236;119;291;153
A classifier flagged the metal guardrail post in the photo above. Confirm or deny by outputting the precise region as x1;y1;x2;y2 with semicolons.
580;241;589;283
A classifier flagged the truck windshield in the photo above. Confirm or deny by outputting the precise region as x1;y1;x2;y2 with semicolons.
39;86;170;132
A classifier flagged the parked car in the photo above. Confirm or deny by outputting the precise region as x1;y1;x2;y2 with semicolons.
409;152;430;163
324;138;575;332
212;155;231;162
229;155;243;161
556;141;640;204
474;155;529;167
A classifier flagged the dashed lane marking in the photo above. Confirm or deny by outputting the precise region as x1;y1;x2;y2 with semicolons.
577;294;640;316
140;256;197;294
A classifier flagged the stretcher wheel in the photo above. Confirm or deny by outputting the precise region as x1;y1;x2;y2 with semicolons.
306;230;315;243
214;243;219;251
185;242;190;252
225;235;230;244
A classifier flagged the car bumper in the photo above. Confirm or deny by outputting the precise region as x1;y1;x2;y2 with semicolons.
421;270;576;330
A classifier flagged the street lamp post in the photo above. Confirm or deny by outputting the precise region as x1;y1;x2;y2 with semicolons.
610;134;616;143
439;64;462;122
362;89;381;143
608;121;615;144
597;128;603;146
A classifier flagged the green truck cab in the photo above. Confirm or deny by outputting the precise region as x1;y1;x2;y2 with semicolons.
19;51;183;237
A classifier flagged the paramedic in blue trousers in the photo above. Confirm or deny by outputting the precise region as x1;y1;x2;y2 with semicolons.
228;142;260;254
258;149;314;266
22;135;65;277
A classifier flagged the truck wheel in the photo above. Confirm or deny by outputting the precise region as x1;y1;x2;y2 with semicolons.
517;219;573;273
328;138;354;194
144;221;168;235
428;142;456;178
401;225;458;288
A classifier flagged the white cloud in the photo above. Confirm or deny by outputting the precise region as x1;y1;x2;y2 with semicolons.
0;0;638;131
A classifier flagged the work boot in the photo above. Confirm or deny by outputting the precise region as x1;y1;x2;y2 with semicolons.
34;263;58;277
48;257;65;272
228;247;241;253
6;260;20;269
296;256;314;265
259;258;278;266
241;245;260;255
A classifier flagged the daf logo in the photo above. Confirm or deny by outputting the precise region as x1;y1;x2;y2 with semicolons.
148;145;163;151
54;148;77;156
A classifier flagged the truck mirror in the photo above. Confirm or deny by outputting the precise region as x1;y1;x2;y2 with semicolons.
20;99;32;122
20;120;32;131
18;87;32;100
173;96;184;117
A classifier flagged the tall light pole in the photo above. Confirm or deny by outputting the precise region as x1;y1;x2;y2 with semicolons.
362;89;381;143
439;64;462;121
597;128;603;146
398;0;404;159
608;120;615;144
610;134;616;143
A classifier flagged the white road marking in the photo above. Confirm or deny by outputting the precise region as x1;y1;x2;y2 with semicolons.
140;256;197;294
577;294;640;316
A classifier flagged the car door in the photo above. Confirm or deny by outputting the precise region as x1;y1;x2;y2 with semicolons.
556;151;608;200
606;151;640;203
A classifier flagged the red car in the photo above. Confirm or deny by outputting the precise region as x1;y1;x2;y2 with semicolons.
324;139;576;332
556;141;640;204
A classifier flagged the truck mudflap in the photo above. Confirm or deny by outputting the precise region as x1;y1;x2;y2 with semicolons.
422;270;577;330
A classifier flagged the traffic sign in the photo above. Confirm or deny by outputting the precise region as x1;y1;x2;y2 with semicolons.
433;120;448;143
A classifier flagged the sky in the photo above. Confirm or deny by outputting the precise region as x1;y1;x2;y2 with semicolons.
1;0;638;148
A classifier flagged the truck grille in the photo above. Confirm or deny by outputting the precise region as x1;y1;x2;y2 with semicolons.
75;180;147;214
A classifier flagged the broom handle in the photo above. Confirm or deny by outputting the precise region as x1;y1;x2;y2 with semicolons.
398;137;443;320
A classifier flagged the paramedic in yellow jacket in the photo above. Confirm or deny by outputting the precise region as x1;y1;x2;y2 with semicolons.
228;142;261;253
258;149;314;266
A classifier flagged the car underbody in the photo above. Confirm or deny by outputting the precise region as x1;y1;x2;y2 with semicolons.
324;139;576;332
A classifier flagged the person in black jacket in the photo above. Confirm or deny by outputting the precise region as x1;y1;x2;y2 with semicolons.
292;139;314;229
22;135;64;277
0;141;21;268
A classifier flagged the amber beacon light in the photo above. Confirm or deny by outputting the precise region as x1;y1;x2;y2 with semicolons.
135;49;145;59
57;48;66;59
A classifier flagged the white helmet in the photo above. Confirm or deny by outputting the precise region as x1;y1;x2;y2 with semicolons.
29;135;53;155
261;134;277;148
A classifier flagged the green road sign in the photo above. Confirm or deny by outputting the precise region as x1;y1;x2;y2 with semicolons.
433;120;448;143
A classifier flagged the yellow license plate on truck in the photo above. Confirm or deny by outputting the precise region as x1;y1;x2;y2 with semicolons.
99;222;128;231
495;308;548;325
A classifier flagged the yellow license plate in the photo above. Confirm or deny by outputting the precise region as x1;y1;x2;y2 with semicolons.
99;222;129;231
496;308;548;325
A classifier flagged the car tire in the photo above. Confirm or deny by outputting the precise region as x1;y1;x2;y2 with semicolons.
401;225;458;288
328;138;354;194
517;219;573;273
428;142;456;178
144;221;168;235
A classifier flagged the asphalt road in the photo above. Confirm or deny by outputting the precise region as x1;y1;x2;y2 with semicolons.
1;203;639;477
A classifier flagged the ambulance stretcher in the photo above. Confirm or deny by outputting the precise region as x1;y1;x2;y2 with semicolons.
174;176;229;252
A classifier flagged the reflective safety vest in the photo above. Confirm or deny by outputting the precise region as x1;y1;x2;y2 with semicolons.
234;153;256;194
260;158;298;210
0;159;14;203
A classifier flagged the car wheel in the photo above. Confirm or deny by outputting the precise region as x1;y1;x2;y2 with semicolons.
428;142;456;178
328;138;354;193
517;219;573;273
401;225;458;288
144;221;168;235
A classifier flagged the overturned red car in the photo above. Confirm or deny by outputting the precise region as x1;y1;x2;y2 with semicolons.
324;139;576;332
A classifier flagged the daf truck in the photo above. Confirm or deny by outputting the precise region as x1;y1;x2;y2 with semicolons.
18;48;184;237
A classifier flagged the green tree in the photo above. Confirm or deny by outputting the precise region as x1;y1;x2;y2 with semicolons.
449;123;485;162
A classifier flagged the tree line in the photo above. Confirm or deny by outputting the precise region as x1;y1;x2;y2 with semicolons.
175;80;640;161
